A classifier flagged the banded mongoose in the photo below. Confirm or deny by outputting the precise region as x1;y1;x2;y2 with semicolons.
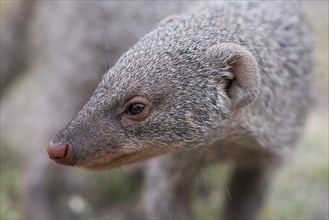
47;1;313;219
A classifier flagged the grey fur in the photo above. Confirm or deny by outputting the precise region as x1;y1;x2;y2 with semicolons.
50;1;312;219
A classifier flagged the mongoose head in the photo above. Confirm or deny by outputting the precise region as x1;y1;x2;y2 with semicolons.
47;18;260;169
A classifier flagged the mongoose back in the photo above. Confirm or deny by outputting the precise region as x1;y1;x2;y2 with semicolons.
48;2;313;219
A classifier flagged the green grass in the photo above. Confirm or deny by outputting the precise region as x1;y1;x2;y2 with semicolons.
0;145;22;219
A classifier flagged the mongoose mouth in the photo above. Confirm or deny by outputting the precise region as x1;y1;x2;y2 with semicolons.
75;148;165;170
48;139;167;169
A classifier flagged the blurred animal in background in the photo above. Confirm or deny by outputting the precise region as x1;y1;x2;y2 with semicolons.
1;1;188;218
46;1;313;220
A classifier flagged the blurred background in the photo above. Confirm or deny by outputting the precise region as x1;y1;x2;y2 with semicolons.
0;1;328;219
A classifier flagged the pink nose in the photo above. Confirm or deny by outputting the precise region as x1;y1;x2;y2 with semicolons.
47;141;73;166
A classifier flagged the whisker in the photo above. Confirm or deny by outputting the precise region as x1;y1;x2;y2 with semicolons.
92;40;110;70
200;167;209;193
212;166;232;201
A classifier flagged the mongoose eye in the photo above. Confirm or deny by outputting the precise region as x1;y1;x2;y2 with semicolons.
127;103;145;115
121;96;151;123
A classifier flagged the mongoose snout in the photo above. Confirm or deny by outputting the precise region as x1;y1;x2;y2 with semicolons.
47;141;74;166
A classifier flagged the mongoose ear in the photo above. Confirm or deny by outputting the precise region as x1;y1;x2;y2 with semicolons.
205;43;260;109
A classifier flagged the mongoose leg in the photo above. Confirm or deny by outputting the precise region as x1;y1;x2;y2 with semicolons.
222;164;276;220
144;151;206;219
